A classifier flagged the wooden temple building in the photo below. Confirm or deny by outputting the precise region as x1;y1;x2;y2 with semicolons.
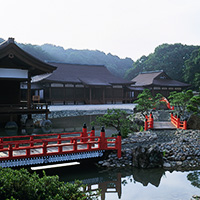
0;38;56;127
129;70;190;98
31;62;132;105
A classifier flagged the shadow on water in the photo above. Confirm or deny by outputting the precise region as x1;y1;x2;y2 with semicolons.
0;115;115;137
39;162;165;200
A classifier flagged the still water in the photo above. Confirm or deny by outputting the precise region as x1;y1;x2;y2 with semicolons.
1;115;200;199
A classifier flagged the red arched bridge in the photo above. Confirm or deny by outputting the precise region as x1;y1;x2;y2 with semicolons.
145;97;187;131
0;125;121;168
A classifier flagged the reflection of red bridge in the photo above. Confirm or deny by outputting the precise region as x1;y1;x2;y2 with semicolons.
84;173;122;200
0;125;121;168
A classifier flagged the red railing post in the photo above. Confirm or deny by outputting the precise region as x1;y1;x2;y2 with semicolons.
57;134;61;144
73;139;77;151
82;123;88;143
57;135;62;153
8;144;13;158
100;127;106;149
183;120;187;130
90;126;95;142
177;115;180;129
149;112;153;129
144;118;148;131
0;138;3;149
43;141;48;155
30;136;34;147
117;132;121;158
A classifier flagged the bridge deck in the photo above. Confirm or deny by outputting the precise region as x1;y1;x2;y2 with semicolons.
153;121;176;130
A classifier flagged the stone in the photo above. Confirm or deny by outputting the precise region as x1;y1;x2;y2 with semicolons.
163;162;171;168
187;114;200;130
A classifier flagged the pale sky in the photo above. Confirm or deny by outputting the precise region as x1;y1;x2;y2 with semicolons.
1;0;200;60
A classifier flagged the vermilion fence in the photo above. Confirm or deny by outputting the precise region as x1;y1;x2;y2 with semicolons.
144;113;154;131
160;97;174;110
171;113;187;130
0;125;121;163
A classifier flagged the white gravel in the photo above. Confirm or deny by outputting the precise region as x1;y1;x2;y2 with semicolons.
49;104;136;111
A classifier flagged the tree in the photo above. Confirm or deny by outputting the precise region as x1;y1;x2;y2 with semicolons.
187;95;200;115
168;90;200;116
125;43;199;83
91;109;135;138
0;168;99;200
184;48;200;90
134;89;155;117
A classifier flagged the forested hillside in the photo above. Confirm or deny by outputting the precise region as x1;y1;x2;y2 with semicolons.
0;38;199;89
125;43;200;89
0;38;133;78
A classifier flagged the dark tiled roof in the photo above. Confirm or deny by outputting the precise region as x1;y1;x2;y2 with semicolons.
36;62;131;86
131;71;189;87
131;71;164;86
0;38;56;75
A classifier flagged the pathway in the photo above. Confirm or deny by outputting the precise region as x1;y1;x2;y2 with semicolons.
153;110;176;130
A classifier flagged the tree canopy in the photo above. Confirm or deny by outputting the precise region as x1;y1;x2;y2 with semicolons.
184;48;200;90
125;43;200;84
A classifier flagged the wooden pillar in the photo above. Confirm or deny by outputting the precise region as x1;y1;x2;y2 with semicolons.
49;83;52;105
89;87;92;104
27;72;31;109
103;87;105;103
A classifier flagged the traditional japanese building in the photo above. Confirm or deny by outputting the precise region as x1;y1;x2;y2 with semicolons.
0;38;56;127
31;62;132;104
129;70;190;98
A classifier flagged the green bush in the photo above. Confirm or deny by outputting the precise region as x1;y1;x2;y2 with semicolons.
0;168;99;200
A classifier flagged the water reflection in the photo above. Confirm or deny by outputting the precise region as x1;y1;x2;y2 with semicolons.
0;115;115;137
187;171;200;188
42;163;165;200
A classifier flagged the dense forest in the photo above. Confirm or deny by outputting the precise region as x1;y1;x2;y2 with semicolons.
0;38;199;89
125;43;200;90
0;38;133;78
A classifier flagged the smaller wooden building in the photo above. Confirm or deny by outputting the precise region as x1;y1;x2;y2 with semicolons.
129;70;190;99
0;38;56;126
31;63;132;104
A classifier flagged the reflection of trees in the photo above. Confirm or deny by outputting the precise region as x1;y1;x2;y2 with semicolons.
187;171;200;188
131;168;165;187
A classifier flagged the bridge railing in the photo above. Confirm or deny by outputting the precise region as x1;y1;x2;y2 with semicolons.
144;112;154;131
171;113;187;130
0;125;121;161
160;97;174;110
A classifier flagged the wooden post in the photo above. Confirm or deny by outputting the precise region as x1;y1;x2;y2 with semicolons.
90;126;95;142
8;144;13;158
27;72;31;109
73;139;77;151
183;121;187;130
144;119;148;131
100;126;106;149
30;136;34;147
43;141;47;155
82;123;87;142
117;131;121;158
0;138;3;149
177;115;180;129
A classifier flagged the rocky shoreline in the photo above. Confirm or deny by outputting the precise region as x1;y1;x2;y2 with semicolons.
97;129;200;171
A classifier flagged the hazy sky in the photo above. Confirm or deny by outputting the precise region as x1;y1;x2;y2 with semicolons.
1;0;200;60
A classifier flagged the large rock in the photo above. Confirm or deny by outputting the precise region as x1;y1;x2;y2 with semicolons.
187;114;200;130
132;145;163;168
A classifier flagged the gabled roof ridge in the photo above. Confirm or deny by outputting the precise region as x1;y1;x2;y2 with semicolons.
49;62;105;68
139;70;163;74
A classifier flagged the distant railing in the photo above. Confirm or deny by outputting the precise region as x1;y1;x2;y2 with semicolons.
160;97;174;110
144;113;154;131
171;113;187;130
0;124;121;162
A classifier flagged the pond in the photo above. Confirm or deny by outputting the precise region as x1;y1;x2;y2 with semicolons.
39;162;200;200
1;115;200;199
